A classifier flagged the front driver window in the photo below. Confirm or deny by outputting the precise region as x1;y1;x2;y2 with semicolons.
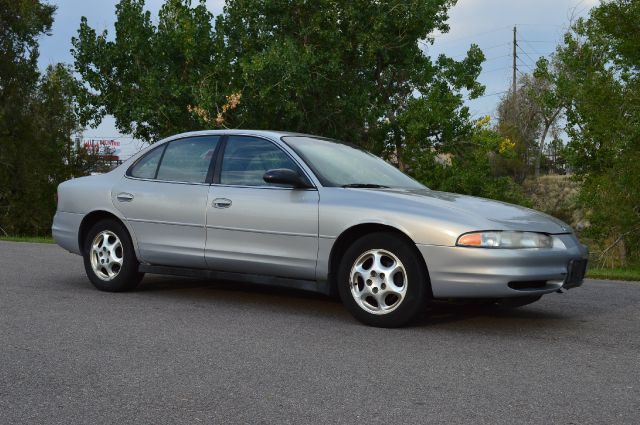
220;136;300;186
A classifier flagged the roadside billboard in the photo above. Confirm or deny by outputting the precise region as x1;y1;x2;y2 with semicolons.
83;139;121;160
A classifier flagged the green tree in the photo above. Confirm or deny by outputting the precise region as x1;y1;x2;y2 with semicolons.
0;1;87;236
0;0;56;235
72;0;228;142
36;64;93;180
212;0;484;168
73;0;485;170
410;116;529;205
495;64;565;180
529;57;564;177
495;75;543;182
554;0;640;263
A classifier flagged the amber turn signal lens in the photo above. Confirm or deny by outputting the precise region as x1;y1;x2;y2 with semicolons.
457;233;482;246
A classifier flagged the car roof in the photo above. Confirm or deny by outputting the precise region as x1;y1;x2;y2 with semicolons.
160;129;314;141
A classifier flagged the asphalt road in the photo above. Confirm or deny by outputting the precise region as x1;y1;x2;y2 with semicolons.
1;241;639;424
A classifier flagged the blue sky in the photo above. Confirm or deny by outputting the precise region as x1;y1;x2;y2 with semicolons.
37;0;598;155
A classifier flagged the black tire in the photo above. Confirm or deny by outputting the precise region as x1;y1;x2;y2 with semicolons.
494;295;542;308
82;218;143;292
337;232;431;327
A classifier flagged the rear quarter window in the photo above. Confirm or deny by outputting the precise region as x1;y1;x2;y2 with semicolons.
129;146;165;179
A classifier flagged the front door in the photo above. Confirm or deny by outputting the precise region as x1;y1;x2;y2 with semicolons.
113;135;220;268
205;135;319;279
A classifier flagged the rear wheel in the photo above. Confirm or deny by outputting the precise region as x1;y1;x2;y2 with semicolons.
83;218;143;292
337;232;430;327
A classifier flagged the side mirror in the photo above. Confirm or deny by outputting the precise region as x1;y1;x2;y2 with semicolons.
263;168;311;188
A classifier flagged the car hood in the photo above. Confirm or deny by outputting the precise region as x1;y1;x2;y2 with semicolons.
368;188;571;234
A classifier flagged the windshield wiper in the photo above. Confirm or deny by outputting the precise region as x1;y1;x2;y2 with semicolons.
341;183;390;188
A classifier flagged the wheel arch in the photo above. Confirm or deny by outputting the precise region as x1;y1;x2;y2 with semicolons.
327;223;432;297
78;210;140;260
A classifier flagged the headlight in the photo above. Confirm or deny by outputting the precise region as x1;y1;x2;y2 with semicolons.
456;231;553;249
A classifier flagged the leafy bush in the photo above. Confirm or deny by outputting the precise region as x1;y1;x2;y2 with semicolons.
407;118;530;206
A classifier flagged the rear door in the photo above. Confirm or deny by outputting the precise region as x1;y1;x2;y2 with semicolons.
205;135;319;279
113;135;220;268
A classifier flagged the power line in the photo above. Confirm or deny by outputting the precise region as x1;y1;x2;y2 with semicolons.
513;23;564;28
517;58;534;70
517;43;539;66
470;90;508;99
522;41;557;59
438;43;511;61
433;25;513;45
482;66;512;73
520;39;545;57
479;41;512;52
517;58;534;68
484;53;511;62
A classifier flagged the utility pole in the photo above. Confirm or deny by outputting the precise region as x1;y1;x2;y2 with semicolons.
512;25;517;96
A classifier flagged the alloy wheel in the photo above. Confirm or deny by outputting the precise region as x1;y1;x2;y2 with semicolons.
349;249;407;315
89;230;123;281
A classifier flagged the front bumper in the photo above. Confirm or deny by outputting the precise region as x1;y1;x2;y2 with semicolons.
417;233;588;299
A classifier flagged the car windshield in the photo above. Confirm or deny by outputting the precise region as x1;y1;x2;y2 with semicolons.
282;136;426;189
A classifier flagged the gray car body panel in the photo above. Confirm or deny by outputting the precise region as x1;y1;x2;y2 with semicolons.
53;172;141;258
111;177;210;269
52;129;588;299
205;184;319;280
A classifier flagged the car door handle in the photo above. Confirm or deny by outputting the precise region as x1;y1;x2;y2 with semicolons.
212;198;232;208
116;192;134;202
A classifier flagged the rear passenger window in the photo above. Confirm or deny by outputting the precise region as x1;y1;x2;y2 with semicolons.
156;136;220;183
129;146;164;179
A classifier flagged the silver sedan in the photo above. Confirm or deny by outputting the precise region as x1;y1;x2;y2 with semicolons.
52;130;588;327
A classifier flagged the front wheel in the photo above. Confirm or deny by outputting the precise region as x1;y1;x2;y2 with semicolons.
337;232;431;327
83;218;143;292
